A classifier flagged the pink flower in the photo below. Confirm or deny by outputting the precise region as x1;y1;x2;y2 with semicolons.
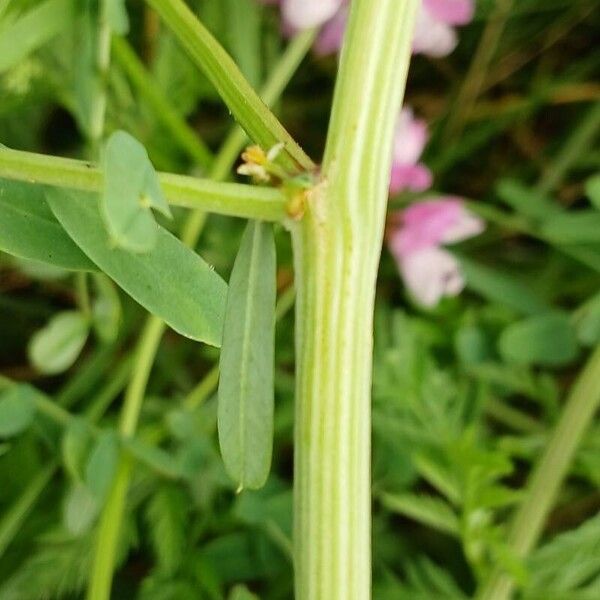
389;108;432;195
387;198;484;307
413;0;475;57
260;0;348;55
261;0;474;57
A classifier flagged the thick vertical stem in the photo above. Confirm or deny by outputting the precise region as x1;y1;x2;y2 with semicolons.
292;2;418;598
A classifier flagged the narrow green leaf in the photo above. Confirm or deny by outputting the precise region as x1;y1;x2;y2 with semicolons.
63;483;99;536
28;311;90;375
0;385;36;438
0;178;96;271
541;211;600;244
380;492;460;537
101;131;171;253
0;0;74;73
496;179;560;220
46;187;227;345
218;221;276;491
499;312;579;367
85;431;119;502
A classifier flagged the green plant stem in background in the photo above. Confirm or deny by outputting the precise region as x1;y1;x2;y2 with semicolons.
478;344;600;600
111;36;213;171
537;101;600;194
87;316;164;600
442;0;514;141
86;31;314;600
145;0;315;173
0;461;57;558
291;1;417;597
89;0;111;155
0;147;288;222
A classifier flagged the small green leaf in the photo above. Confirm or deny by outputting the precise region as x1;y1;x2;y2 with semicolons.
46;187;227;345
101;131;171;253
106;0;129;34
28;311;90;375
0;179;96;271
85;431;119;502
91;274;122;343
0;385;36;438
499;312;579;367
218;221;276;491
0;0;74;74
62;419;93;481
63;483;99;536
585;173;600;209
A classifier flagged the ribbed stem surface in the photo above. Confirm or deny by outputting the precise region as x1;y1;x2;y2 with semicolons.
292;1;418;598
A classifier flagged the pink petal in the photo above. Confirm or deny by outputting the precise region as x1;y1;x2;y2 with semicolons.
423;0;475;25
282;0;343;30
387;198;485;255
398;246;465;307
412;6;458;57
314;6;348;55
389;163;433;195
393;108;429;165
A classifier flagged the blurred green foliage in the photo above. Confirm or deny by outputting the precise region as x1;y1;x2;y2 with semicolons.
0;0;599;598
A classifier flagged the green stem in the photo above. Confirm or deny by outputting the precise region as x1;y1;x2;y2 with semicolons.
86;316;164;600
145;0;314;172
442;0;514;142
536;101;600;194
477;344;600;600
0;461;57;559
89;0;112;154
0;146;288;222
111;36;213;171
209;29;317;181
292;1;418;598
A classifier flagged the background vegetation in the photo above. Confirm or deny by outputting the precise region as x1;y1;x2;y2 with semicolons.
0;0;599;598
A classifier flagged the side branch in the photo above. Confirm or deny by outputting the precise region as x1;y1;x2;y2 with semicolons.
0;147;288;222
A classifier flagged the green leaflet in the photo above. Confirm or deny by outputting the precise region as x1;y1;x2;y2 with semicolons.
0;385;37;438
218;221;276;491
0;178;96;271
499;312;579;367
85;432;119;502
46;187;227;346
0;0;73;74
28;311;90;375
101;131;171;253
